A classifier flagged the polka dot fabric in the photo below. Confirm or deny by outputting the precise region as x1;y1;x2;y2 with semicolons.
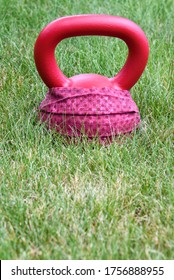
39;87;140;138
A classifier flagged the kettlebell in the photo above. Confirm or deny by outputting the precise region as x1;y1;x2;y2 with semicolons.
34;15;149;140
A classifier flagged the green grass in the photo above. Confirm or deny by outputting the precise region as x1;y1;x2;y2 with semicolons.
0;0;174;259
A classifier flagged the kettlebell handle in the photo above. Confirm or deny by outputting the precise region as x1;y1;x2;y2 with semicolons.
34;15;149;90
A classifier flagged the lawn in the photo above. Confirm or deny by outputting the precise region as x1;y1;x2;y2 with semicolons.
0;0;174;259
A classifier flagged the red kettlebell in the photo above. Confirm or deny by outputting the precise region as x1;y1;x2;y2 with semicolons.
34;15;149;140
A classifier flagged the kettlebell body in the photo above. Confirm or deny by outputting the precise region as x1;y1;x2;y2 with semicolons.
34;15;149;139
